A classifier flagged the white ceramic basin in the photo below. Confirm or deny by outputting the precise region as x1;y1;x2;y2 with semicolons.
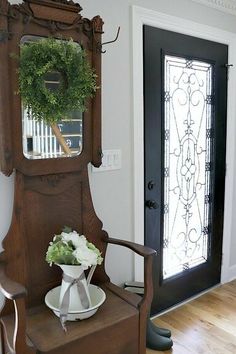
45;284;106;321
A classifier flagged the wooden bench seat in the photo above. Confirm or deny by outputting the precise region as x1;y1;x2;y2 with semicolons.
1;286;141;354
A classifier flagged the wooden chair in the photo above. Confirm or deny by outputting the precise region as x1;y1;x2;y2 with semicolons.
0;1;156;353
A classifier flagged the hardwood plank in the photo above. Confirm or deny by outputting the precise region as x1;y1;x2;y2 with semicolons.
146;280;236;354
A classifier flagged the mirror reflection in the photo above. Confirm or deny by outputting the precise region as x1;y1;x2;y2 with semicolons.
21;35;83;160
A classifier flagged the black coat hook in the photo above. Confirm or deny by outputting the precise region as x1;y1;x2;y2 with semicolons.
100;26;120;53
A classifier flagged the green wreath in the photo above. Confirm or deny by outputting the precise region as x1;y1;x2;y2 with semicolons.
18;37;97;124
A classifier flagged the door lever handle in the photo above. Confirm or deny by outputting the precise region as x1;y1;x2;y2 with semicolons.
145;200;158;209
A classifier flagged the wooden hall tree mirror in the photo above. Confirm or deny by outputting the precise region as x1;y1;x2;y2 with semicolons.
0;0;103;176
20;35;85;161
0;1;155;354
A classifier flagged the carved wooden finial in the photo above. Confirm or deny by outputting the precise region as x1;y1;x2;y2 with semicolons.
24;0;83;13
49;0;82;9
22;0;83;25
92;16;104;33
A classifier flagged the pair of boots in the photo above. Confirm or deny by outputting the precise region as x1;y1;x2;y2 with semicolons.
146;317;173;351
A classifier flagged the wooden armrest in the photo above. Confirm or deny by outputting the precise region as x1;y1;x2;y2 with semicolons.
105;237;156;257
105;236;155;329
0;263;27;300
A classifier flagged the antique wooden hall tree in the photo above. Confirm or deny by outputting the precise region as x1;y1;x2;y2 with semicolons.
0;0;155;353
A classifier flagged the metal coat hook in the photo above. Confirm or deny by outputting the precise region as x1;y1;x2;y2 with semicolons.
100;26;120;53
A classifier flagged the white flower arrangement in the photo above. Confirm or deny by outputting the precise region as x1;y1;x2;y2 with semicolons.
46;227;103;269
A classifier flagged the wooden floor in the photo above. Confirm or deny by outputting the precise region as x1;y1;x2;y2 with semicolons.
146;280;236;354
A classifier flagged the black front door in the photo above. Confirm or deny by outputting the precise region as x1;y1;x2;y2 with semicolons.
143;26;228;314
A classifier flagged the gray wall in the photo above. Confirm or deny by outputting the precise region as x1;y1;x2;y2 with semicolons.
3;0;236;286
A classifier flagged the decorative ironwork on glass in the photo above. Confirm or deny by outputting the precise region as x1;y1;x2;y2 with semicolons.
163;54;214;279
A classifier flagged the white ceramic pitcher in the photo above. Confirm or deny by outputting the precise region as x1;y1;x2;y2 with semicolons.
58;264;96;312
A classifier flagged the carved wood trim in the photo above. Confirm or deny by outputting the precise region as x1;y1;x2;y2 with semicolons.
0;0;13;176
25;173;79;195
2;1;104;37
92;23;102;167
0;0;103;176
25;0;83;13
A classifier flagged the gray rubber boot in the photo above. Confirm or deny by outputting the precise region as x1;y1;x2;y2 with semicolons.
149;317;171;338
146;316;173;351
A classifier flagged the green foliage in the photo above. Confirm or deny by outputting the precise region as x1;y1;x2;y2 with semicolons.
45;229;104;267
62;225;73;234
87;241;103;265
46;238;80;265
18;38;97;124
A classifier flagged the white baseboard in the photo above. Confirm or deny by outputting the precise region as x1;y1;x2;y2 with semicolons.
222;265;236;283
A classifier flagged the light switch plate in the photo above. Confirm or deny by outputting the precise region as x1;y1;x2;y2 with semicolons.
92;149;122;172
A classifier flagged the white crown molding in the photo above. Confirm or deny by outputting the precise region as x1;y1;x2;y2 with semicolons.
192;0;236;15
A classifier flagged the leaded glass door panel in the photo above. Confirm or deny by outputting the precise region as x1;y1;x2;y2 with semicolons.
163;55;212;279
144;26;227;314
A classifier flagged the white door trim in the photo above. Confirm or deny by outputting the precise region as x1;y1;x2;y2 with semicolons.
132;5;236;283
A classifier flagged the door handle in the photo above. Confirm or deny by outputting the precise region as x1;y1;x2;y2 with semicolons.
148;180;155;190
145;200;158;209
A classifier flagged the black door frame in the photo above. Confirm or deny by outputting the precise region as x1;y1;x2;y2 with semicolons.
132;7;235;312
143;25;228;314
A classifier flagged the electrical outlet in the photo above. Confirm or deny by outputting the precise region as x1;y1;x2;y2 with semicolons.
92;150;121;172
